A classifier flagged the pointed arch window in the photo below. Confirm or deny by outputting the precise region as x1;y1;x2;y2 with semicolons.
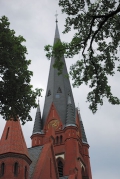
47;90;51;96
82;167;86;179
57;87;62;93
58;160;63;177
60;135;63;144
14;162;19;176
1;163;5;176
56;136;59;144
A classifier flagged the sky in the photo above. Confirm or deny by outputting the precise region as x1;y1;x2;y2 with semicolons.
0;0;120;179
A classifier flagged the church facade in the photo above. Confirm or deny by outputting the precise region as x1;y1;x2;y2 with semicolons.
0;22;92;179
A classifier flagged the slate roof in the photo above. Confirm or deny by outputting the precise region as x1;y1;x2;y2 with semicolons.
28;146;43;179
42;22;75;127
32;103;42;134
0;120;29;157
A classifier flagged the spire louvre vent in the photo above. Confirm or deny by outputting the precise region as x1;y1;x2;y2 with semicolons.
6;127;10;140
47;90;51;96
57;87;62;93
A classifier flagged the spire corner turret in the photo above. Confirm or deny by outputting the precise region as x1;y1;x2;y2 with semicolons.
66;95;76;127
32;101;42;134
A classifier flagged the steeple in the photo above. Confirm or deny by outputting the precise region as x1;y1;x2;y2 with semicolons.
0;119;29;157
42;21;75;127
66;95;76;126
32;101;42;134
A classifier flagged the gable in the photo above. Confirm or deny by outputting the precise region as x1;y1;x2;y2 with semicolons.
31;142;59;179
28;146;43;179
44;103;63;131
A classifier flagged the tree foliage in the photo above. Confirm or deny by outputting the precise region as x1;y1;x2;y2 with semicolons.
45;0;120;113
0;16;42;124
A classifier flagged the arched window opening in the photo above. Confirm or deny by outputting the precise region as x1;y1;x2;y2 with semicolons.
53;138;55;145
14;162;19;176
81;167;86;179
1;163;5;176
79;143;83;155
24;166;27;179
60;135;63;143
50;159;52;178
58;160;63;177
56;136;59;144
82;167;84;175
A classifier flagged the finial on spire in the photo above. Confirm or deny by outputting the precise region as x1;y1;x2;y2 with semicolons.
55;11;58;23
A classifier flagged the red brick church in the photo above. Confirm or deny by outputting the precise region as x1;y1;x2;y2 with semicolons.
0;21;92;179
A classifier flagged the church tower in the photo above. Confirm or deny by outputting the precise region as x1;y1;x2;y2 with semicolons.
0;19;92;179
31;20;92;179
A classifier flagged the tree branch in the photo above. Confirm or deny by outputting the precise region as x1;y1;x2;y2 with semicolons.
91;5;120;19
88;6;120;59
